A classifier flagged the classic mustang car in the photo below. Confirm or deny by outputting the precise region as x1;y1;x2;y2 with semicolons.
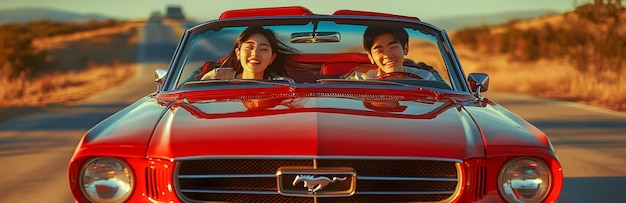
68;6;563;203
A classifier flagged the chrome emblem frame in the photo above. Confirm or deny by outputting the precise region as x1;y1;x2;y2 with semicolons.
277;167;356;197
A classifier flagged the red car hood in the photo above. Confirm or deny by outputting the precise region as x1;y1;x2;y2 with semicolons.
146;96;485;160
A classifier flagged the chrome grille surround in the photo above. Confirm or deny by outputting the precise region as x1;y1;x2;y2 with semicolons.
174;156;463;203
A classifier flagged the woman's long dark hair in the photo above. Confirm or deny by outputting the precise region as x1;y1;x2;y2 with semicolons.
221;26;299;78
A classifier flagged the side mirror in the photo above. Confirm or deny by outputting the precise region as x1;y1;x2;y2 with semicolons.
468;73;489;97
154;69;168;91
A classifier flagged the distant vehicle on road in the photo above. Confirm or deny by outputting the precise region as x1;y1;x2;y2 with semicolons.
147;11;162;23
165;6;185;20
68;6;563;203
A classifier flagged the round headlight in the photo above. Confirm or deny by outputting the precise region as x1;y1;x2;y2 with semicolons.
498;157;551;203
80;157;134;203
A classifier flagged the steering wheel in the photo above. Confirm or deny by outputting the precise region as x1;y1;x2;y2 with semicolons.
376;72;423;80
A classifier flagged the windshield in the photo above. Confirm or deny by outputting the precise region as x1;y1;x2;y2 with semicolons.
165;18;462;91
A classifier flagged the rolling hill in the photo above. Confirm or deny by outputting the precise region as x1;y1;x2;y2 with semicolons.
0;7;116;23
428;9;560;31
450;3;626;112
0;7;558;30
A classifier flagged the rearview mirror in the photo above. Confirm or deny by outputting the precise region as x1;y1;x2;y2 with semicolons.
290;32;341;43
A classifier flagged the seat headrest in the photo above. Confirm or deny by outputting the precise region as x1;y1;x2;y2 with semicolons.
321;62;378;79
290;53;369;64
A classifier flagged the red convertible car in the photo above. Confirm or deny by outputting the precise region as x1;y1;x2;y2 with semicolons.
68;6;563;203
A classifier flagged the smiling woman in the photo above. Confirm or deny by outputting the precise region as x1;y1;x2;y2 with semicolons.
200;26;300;80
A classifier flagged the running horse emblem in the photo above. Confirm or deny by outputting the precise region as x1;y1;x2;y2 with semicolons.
292;175;347;193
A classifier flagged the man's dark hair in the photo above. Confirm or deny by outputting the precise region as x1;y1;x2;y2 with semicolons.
363;25;409;53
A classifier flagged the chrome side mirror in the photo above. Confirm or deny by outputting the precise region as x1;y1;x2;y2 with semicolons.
468;73;489;97
154;69;168;91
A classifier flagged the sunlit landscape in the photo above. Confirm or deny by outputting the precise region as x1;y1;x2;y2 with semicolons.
0;20;140;110
0;62;135;108
453;3;626;112
1;1;625;203
2;3;624;114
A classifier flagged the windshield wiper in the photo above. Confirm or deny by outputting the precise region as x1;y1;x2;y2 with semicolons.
317;79;441;99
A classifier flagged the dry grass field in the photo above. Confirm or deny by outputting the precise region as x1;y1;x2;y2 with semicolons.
0;21;141;108
453;8;626;113
456;48;626;112
0;62;135;108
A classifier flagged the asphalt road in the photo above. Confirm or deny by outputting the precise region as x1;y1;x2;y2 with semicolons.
0;22;625;203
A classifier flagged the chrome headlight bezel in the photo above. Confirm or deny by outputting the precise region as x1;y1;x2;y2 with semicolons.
497;157;552;203
79;157;134;203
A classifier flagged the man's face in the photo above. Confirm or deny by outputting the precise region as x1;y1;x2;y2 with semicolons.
367;33;408;73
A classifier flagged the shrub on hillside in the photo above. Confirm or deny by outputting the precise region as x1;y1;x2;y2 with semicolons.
0;19;122;79
452;2;625;73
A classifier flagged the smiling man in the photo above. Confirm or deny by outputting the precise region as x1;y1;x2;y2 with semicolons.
343;25;435;80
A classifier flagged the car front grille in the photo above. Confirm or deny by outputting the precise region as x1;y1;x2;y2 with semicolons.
175;157;461;202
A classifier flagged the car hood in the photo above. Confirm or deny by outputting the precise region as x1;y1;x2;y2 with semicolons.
146;95;485;160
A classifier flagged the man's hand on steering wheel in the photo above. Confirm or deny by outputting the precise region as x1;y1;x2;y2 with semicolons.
376;72;423;80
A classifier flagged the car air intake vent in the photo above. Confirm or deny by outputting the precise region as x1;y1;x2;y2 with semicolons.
175;157;460;202
146;166;167;200
472;166;487;199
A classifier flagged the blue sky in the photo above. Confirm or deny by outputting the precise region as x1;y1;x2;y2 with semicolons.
1;0;578;21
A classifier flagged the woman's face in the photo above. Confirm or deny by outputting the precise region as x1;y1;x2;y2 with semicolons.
236;33;277;76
